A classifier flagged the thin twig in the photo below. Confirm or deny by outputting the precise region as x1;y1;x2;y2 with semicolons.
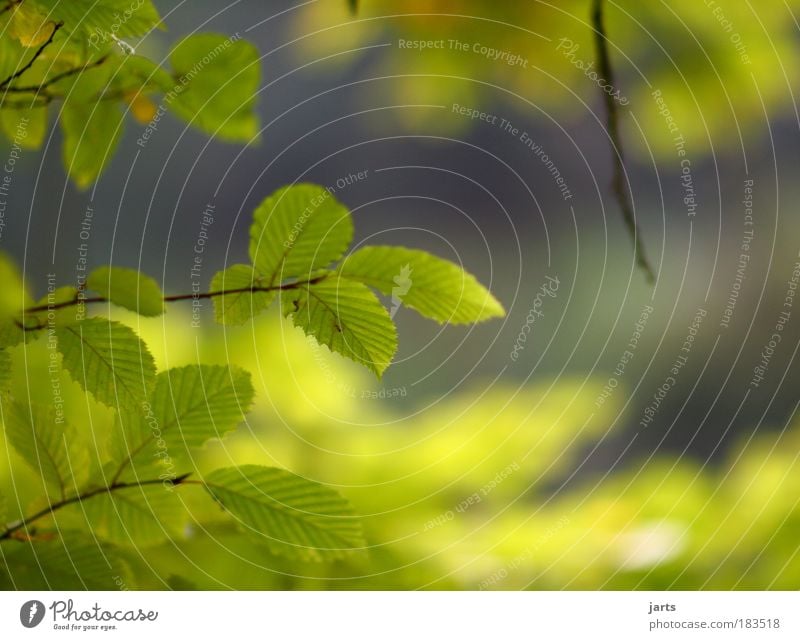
0;22;63;90
0;473;193;542
591;0;654;283
20;274;330;316
3;54;110;93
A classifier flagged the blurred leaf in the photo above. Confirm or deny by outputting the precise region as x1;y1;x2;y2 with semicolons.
32;0;162;40
4;401;88;495
340;245;506;324
57;318;156;409
168;33;260;141
249;184;353;284
0;105;48;149
0;532;130;589
0;251;30;321
112;365;254;476
283;276;397;377
87;266;165;317
60;99;124;189
9;4;56;47
210;264;275;325
203;465;365;561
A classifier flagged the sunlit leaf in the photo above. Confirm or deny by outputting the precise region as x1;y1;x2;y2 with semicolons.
283;275;397;377
112;365;254;477
249;184;353;285
210;264;275;325
3;401;88;495
204;465;365;561
339;245;506;324
57;318;156;409
87;265;165;317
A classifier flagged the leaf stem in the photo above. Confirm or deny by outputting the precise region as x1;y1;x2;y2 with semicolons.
591;0;655;283
0;472;193;542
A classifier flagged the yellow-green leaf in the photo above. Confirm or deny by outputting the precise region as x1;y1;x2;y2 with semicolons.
87;266;164;316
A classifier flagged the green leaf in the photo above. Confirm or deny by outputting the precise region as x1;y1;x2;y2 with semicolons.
168;33;260;141
250;184;354;285
112;365;254;477
283;275;397;377
0;533;130;589
0;106;48;149
203;465;365;561
3;401;88;495
60;99;125;188
0;349;11;393
66;485;185;545
339;245;506;324
87;266;165;316
32;0;162;40
210;264;275;325
57;318;156;409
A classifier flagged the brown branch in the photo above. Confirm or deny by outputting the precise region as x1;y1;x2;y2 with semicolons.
0;21;63;90
0;473;192;542
591;0;655;283
20;274;329;317
3;54;110;94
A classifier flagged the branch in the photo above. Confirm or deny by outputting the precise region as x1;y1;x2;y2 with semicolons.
16;274;331;331
20;274;330;317
0;21;63;90
0;473;193;542
591;0;655;283
3;55;110;94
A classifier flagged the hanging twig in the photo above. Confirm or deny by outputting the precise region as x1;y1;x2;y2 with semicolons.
591;0;655;283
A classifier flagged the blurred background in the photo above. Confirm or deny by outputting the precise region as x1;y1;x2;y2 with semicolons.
2;0;800;589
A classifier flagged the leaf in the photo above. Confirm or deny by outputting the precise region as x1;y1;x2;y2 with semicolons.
0;349;10;393
168;33;260;141
112;365;254;477
66;485;185;546
3;401;88;495
283;276;397;377
9;4;56;47
60;99;124;188
339;246;506;324
249;184;354;285
203;465;365;561
0;105;48;150
0;532;130;589
57;318;156;409
32;0;162;40
87;266;165;316
210;264;275;325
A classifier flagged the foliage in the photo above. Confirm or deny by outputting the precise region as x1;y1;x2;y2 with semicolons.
0;178;505;587
0;0;261;187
